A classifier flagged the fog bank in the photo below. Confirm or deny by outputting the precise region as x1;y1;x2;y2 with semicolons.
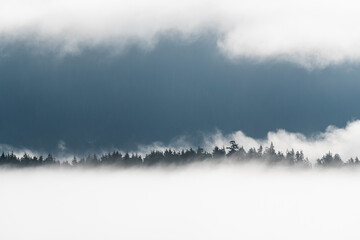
3;120;360;164
137;120;360;163
0;166;359;240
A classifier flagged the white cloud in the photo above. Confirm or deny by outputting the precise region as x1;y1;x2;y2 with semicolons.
3;120;360;163
3;121;360;163
1;0;360;67
230;120;360;162
137;120;360;163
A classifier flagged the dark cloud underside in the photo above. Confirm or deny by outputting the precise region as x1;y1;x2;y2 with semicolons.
1;36;360;153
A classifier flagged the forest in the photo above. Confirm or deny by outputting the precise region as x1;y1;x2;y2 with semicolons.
0;141;358;169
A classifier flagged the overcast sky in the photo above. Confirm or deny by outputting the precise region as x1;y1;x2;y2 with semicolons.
1;0;360;155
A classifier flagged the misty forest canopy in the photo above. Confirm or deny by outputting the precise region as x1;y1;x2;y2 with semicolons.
0;141;357;169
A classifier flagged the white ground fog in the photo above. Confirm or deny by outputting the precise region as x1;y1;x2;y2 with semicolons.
1;165;360;240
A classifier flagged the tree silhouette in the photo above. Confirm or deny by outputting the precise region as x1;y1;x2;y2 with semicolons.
212;146;226;159
317;152;343;167
0;143;357;169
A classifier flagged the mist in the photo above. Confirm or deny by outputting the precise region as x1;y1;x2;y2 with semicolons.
3;1;360;239
3;120;360;164
2;0;360;67
135;119;360;163
0;166;359;240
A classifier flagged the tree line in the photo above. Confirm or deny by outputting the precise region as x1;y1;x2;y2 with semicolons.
0;141;358;168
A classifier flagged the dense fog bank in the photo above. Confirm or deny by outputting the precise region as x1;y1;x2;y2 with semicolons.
0;166;360;240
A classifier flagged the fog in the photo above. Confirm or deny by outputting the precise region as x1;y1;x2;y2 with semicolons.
3;120;360;164
1;165;359;240
137;120;360;163
1;0;360;67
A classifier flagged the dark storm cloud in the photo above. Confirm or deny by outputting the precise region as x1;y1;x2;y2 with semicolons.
1;35;360;153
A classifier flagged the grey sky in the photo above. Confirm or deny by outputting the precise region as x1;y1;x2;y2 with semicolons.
1;35;360;153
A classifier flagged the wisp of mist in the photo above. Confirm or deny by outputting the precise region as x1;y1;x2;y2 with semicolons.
0;163;359;240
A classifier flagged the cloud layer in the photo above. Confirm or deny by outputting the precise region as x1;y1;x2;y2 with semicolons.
1;0;360;67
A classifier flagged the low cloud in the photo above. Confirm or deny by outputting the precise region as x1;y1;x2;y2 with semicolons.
0;167;360;240
137;120;360;163
1;0;360;67
0;143;38;158
3;120;360;163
